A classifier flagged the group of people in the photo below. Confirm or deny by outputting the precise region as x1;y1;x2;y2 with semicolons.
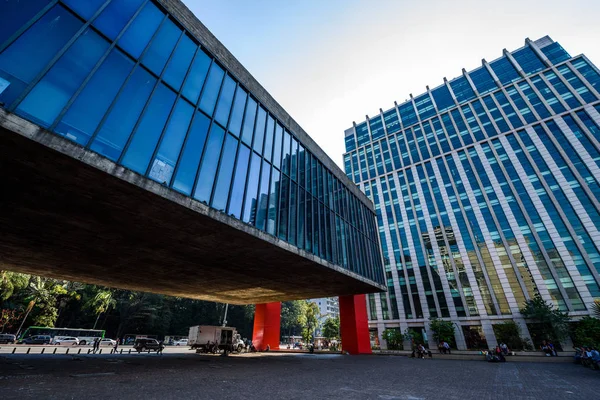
437;341;452;354
411;343;433;359
540;340;557;356
574;346;600;369
483;343;510;362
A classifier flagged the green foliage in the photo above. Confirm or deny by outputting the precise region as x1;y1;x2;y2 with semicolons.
301;302;319;344
281;300;307;338
0;309;23;333
0;271;30;301
403;328;424;347
520;294;571;342
429;318;455;347
592;300;600;319
572;317;600;349
322;317;340;341
382;328;403;350
492;321;532;350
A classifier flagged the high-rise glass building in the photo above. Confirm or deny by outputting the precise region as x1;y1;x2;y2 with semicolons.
344;36;600;350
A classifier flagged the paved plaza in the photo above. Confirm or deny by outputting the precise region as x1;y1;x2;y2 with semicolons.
0;351;597;399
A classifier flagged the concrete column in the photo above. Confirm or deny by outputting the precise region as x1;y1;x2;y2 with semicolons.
513;317;533;347
481;319;497;348
453;322;467;350
339;294;372;354
377;322;386;350
252;302;281;351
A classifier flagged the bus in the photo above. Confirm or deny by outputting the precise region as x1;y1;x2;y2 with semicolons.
19;327;105;345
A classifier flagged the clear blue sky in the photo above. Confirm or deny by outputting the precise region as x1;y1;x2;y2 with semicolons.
183;0;600;168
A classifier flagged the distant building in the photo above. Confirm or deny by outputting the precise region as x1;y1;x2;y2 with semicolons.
344;36;600;350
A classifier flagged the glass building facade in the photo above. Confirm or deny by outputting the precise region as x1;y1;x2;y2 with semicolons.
0;0;384;287
344;36;600;349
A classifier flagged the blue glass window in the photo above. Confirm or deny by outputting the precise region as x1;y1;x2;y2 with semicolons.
431;85;455;112
398;102;418;128
228;86;247;137
540;42;570;65
517;81;551;119
122;83;176;174
482;95;510;133
355;122;370;146
557;64;596;103
469;67;497;95
0;0;53;47
212;134;238;211
228;144;250;218
242;153;261;224
345;132;356;152
163;35;196;91
255;160;271;231
141;19;181;75
278;175;289;238
93;0;145;40
281;130;292;175
56;49;133;146
471;99;497;137
62;0;105;19
369;115;385;140
181;49;211;104
505;85;536;124
530;76;565;114
572;58;600;94
117;1;164;58
263;116;275;162
0;5;82;106
290;139;299;181
252;106;267;153
414;93;436;120
489;57;520;85
273;123;283;169
267;168;280;235
544;70;580;109
16;29;108;128
512;46;546;74
449;76;476;104
493;91;523;129
193;123;225;203
172;111;211;195
198;63;224;116
214;75;236;127
450;109;473;145
148;98;194;184
91;66;155;160
241;97;257;145
383;108;401;134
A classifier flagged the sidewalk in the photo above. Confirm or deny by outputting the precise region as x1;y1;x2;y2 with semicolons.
374;349;573;362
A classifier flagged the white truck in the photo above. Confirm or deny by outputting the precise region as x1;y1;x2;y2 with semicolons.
188;325;245;353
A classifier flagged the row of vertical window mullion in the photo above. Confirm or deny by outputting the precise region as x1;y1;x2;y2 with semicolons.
0;0;61;55
7;2;113;112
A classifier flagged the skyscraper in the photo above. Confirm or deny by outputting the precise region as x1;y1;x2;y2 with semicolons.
344;36;600;350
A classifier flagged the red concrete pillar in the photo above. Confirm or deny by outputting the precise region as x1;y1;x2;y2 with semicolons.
339;294;372;354
252;302;281;351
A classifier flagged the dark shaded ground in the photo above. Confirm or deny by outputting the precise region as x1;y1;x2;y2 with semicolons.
0;352;597;399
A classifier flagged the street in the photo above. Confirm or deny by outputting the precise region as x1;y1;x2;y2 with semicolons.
1;351;598;399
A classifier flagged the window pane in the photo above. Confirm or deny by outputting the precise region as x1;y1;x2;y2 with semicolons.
172;111;211;195
278;175;289;239
263;115;275;162
242;153;261;224
182;49;210;104
0;5;82;106
228;86;247;137
118;2;163;58
273;123;283;169
228;144;250;219
198;63;224;116
91;66;155;160
214;75;236;127
193;123;225;203
252;106;267;153
0;0;53;46
56;49;133;146
93;0;145;40
255;160;271;231
141;18;180;75
289;182;297;245
149;98;194;184
163;34;196;91
62;0;105;19
290;139;298;181
281;130;291;174
241;97;257;145
212;134;238;211
16;29;108;128
122;83;176;174
267;168;280;235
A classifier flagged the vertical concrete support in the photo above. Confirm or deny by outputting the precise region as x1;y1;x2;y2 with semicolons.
481;320;498;348
376;323;386;350
252;302;281;351
339;294;372;354
453;323;467;350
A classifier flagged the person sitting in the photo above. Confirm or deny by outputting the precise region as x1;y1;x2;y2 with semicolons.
581;347;592;367
541;340;552;356
500;342;509;355
438;342;445;354
443;341;451;354
590;348;600;369
417;344;426;359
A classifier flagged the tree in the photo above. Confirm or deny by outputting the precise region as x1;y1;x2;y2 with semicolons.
572;317;600;349
429;318;456;347
322;317;340;341
520;294;570;343
86;290;116;329
0;309;23;333
0;271;30;301
301;302;319;344
492;321;532;350
592;300;600;319
382;328;403;350
281;300;307;340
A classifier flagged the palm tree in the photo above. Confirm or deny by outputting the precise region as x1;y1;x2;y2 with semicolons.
87;290;116;329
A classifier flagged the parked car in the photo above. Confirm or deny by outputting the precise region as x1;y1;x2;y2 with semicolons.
174;339;188;346
21;335;52;344
0;334;16;344
54;337;80;345
100;338;117;346
133;338;163;353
